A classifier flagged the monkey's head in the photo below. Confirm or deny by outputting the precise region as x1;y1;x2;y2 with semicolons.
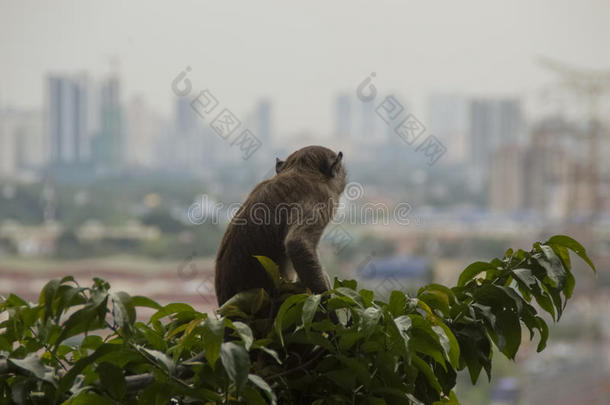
275;146;347;194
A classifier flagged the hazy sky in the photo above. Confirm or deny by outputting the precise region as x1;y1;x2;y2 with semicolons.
1;0;609;136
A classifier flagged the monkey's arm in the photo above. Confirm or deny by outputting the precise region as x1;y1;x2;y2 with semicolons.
284;225;330;294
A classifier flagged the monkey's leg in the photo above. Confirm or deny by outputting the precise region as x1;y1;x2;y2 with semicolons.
284;230;330;294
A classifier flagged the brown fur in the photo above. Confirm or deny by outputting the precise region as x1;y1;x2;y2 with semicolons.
214;145;347;306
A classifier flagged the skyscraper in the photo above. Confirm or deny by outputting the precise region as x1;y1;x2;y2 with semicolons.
334;93;351;139
0;109;44;178
126;96;167;169
175;97;199;135
427;93;469;165
47;74;92;164
361;100;376;140
93;75;124;169
254;99;272;146
469;98;523;189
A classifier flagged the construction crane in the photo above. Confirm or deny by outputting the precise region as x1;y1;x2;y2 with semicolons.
538;56;610;221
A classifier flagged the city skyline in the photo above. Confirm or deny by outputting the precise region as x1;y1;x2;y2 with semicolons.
1;0;610;136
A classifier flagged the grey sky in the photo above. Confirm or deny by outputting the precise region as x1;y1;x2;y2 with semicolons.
1;0;609;136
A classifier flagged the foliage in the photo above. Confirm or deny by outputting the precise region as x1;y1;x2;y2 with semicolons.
0;235;595;404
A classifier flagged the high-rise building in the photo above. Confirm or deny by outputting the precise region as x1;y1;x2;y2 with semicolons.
175;97;199;135
361;100;376;140
489;144;524;212
47;74;92;164
469;98;523;188
93;75;124;169
0;109;45;178
254;99;272;146
334;93;351;139
426;93;469;165
126;97;167;169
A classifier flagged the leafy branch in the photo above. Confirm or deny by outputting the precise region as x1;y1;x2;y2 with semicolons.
0;235;595;405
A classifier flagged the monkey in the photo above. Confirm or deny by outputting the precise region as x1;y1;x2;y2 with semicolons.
214;145;347;306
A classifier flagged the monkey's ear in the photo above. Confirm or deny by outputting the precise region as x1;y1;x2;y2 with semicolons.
326;151;343;178
275;158;285;174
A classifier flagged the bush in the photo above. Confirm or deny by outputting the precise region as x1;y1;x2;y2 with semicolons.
0;235;595;404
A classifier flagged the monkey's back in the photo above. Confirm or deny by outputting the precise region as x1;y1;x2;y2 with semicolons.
214;171;333;306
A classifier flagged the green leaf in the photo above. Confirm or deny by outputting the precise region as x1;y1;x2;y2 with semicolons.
58;343;122;393
9;354;56;386
62;392;116;405
547;235;596;272
254;255;281;290
410;335;446;369
111;291;136;334
457;262;495;287
40;279;60;321
338;331;362;350
242;386;267;405
131;295;162;310
360;307;382;337
248;374;277;405
412;355;442;392
512;268;537;287
54;291;109;346
141;347;175;374
472;284;522;359
326;368;357;390
432;324;460;369
392;315;412;356
220;342;251;391
150;303;194;323
537;246;567;289
388;290;407;316
252;341;283;364
219;289;270;317
274;293;307;346
302;294;322;333
96;362;126;399
202;317;225;367
335;287;365;307
360;289;375;306
231;321;254;350
418;284;455;316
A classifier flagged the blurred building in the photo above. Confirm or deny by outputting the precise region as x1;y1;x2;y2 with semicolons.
360;99;377;141
469;98;523;189
427;93;469;165
47;74;94;165
489;144;524;212
334;93;352;139
254;99;272;146
125;96;167;169
522;120;572;218
92;75;125;170
169;96;204;172
0;109;44;178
